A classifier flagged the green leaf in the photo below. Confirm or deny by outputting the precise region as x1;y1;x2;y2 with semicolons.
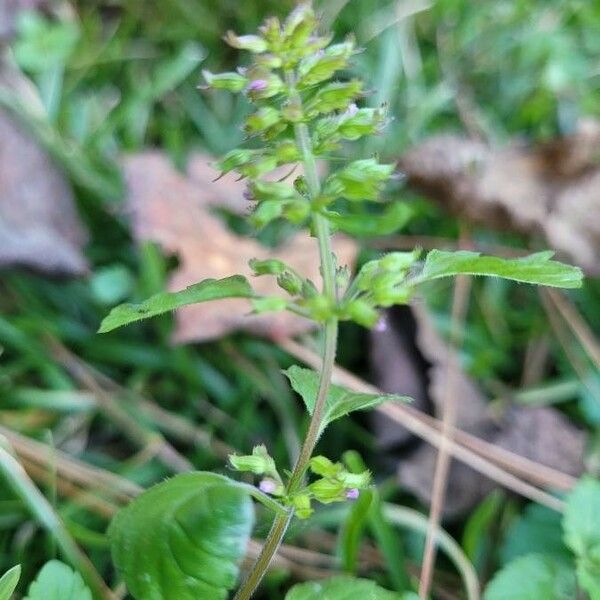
563;477;600;599
0;565;21;600
24;561;92;600
325;203;413;237
339;489;373;573
500;504;568;566
109;472;254;600
484;554;576;600
563;477;600;556
284;366;410;431
284;576;403;599
99;275;254;333
416;250;583;289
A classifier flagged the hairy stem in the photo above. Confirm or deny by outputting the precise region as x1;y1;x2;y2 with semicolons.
234;99;339;600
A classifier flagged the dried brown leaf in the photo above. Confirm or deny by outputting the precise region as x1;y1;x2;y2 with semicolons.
124;152;357;342
370;305;585;516
0;108;87;275
400;121;600;274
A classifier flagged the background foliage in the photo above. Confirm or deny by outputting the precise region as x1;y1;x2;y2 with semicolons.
0;0;599;598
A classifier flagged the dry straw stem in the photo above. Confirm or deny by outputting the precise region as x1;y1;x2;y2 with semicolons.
49;338;194;473
543;289;600;370
420;228;474;595
278;337;569;512
540;290;600;409
419;271;472;599
1;426;348;583
0;437;115;600
48;338;233;459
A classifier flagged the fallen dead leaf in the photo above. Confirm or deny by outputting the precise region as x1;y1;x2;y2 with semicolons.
370;304;585;516
0;108;88;275
124;151;357;342
400;120;600;274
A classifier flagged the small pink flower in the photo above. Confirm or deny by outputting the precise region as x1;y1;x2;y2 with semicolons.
346;488;359;500
374;316;387;333
344;103;359;117
259;479;277;494
247;79;268;92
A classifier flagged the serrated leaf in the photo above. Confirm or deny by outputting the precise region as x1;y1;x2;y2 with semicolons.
416;250;583;289
24;561;92;600
0;565;20;600
284;576;404;599
563;477;600;599
99;275;254;333
284;366;410;431
484;554;576;600
325;203;413;237
109;472;254;600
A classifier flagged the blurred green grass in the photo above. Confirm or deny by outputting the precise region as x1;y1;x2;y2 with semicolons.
0;0;599;596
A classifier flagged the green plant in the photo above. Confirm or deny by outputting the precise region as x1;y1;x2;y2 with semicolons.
99;4;583;598
485;477;600;599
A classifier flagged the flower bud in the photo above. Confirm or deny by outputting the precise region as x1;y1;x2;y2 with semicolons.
325;158;395;201
305;80;363;115
250;199;283;228
277;271;303;296
380;250;420;272
252;297;288;313
251;180;297;201
309;456;342;477
304;294;333;321
344;298;379;328
338;469;371;489
275;140;301;163
355;260;380;291
283;200;310;224
301;279;319;299
202;70;248;93
336;265;351;290
259;478;284;496
229;444;279;479
281;98;303;123
297;39;356;87
259;17;283;48
290;493;313;519
283;3;316;49
223;32;268;53
249;258;287;276
217;148;261;174
309;477;347;504
254;53;283;69
337;106;387;140
245;74;285;100
238;154;278;178
244;107;282;135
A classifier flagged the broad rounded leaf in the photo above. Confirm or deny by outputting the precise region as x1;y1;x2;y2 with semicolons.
109;472;254;600
417;250;583;289
284;366;410;431
563;477;600;598
99;275;254;333
24;561;92;600
0;565;20;600
284;576;403;599
484;554;576;600
563;477;600;557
